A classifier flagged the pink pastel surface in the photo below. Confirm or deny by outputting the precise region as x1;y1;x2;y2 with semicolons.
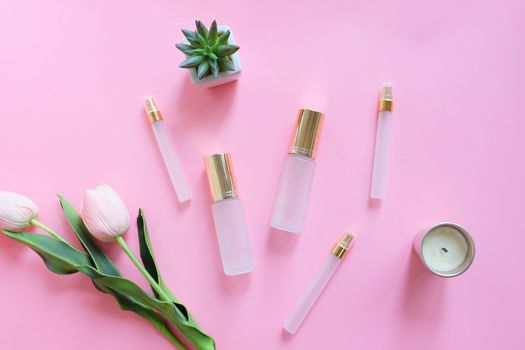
0;0;524;349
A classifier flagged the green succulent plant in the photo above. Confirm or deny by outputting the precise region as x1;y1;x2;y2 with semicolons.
176;20;239;80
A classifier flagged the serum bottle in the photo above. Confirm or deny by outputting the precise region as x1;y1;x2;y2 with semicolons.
205;153;255;276
271;109;325;233
144;97;192;202
370;84;394;199
284;233;355;334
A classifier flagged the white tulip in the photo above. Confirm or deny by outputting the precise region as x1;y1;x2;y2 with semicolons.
0;191;39;232
80;184;130;242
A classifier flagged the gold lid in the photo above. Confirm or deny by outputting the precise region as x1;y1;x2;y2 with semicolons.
205;153;239;202
288;109;325;159
144;96;164;123
378;84;393;112
331;233;354;259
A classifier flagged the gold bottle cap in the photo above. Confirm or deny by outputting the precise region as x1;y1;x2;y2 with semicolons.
331;233;355;259
378;84;394;112
289;109;325;159
144;96;164;123
205;153;239;202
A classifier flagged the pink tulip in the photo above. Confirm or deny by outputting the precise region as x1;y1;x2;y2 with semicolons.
80;184;130;242
0;191;39;232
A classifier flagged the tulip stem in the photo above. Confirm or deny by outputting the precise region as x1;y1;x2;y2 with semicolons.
115;236;187;350
115;236;172;301
31;219;70;245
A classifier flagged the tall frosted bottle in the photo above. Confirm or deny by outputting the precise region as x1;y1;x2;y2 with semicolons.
370;84;394;199
205;153;254;276
144;97;192;202
284;233;355;334
271;109;325;233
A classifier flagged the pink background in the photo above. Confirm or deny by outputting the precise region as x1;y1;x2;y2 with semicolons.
1;0;524;349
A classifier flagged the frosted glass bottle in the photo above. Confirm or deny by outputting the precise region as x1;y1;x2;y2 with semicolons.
284;233;355;334
370;84;394;199
271;109;325;233
284;253;340;334
144;97;192;202
151;121;192;202
205;153;254;276
211;198;254;275
271;154;316;233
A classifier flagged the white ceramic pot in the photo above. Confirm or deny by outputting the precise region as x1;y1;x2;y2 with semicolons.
183;25;241;88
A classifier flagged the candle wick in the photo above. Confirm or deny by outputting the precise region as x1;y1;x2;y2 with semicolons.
441;247;448;253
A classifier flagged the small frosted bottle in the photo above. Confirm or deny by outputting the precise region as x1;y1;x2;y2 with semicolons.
370;84;394;199
271;109;325;233
144;97;192;202
205;153;255;276
284;233;355;334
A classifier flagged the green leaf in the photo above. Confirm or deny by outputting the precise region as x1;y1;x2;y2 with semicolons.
179;55;205;68
187;48;206;56
58;195;120;277
197;61;210;79
217;30;230;45
175;44;194;54
195;20;208;39
0;230;92;274
137;210;161;289
189;39;203;48
218;57;236;72
210;59;219;77
103;287;182;348
196;33;208;47
137;210;214;338
80;265;216;350
182;29;202;48
215;44;239;57
181;29;196;42
208;20;218;45
137;210;183;309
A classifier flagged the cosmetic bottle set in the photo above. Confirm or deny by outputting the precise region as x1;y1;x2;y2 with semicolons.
143;98;329;275
202;109;327;275
144;83;475;335
140;93;364;332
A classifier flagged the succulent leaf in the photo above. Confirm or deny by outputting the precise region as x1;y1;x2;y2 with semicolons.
218;57;236;71
175;44;194;54
217;30;230;45
208;20;218;45
216;44;239;57
190;39;204;48
181;29;196;42
187;48;206;55
210;59;219;77
195;20;208;39
179;55;205;68
196;32;208;47
197;61;210;79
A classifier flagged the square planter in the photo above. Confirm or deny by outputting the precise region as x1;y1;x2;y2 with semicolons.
183;25;241;88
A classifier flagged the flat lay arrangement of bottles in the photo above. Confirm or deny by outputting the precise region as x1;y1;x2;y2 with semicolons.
144;83;475;334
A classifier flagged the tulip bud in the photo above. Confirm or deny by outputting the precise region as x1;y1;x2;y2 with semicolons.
0;191;39;232
80;184;130;242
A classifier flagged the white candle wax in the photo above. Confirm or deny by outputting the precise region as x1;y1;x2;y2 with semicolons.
421;226;468;272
